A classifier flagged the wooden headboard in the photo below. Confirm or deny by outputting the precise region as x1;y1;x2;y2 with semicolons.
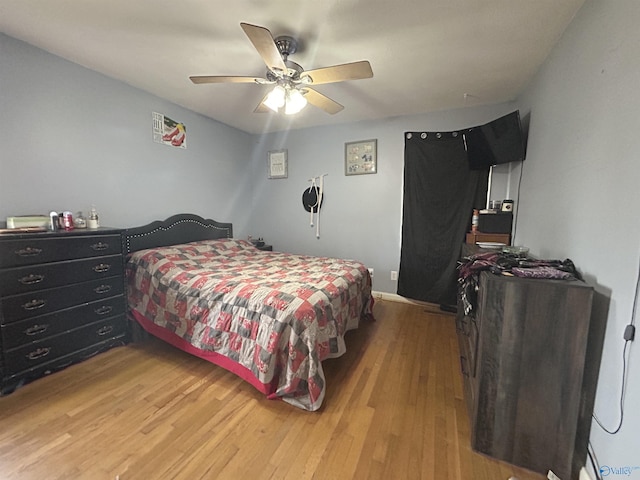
122;213;233;255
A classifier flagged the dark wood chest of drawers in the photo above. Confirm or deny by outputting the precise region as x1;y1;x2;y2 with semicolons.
0;228;127;394
456;270;595;479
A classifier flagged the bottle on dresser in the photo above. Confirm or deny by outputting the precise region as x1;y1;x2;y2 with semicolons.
88;206;100;229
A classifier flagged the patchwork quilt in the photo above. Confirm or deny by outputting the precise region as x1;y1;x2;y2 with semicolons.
126;239;373;411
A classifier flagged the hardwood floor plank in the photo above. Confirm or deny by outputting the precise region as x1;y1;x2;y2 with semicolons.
0;300;547;480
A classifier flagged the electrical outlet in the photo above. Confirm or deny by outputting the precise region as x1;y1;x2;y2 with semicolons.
624;324;635;341
390;270;398;281
368;268;374;278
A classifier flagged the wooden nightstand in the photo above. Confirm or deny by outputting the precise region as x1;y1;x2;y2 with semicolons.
256;244;273;251
465;231;511;245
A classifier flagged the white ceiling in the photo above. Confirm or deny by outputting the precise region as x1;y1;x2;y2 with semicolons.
0;0;585;134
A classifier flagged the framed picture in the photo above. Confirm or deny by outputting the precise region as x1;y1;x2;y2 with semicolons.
345;139;377;175
267;149;288;179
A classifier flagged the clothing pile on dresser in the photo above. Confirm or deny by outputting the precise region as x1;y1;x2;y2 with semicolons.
457;251;582;316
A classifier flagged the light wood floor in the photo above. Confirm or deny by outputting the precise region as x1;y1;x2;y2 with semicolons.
0;300;545;480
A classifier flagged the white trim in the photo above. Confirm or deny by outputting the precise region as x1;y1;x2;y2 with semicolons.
371;291;449;313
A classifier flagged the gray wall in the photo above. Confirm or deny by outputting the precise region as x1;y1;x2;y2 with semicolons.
492;1;640;476
0;33;254;234
248;106;514;294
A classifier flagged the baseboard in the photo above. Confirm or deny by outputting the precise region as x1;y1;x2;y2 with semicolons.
579;467;594;480
371;291;451;314
372;291;413;303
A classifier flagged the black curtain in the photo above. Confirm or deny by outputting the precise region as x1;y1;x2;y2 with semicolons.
398;131;488;306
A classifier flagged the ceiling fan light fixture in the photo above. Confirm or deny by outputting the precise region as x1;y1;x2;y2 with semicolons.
284;88;307;115
264;85;286;112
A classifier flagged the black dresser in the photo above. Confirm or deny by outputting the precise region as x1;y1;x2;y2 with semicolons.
0;228;127;394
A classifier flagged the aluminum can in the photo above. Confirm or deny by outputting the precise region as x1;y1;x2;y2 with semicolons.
62;211;74;230
49;211;59;231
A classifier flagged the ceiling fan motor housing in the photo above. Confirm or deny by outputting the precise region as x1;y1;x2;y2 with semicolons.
275;35;298;59
266;60;303;82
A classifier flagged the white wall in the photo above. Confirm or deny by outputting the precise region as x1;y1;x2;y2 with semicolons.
0;33;254;234
493;1;640;477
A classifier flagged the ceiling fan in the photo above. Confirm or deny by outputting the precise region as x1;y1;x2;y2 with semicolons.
189;23;373;115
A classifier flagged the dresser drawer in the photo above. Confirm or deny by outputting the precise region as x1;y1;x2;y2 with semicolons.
3;315;126;376
0;234;121;268
2;296;125;349
0;255;123;296
1;276;124;324
456;313;479;378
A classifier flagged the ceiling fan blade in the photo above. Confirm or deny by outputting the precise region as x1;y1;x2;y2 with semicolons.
301;61;373;85
254;94;271;113
240;22;288;75
304;88;344;115
190;75;263;84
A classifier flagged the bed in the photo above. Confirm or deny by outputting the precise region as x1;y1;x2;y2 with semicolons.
123;214;373;411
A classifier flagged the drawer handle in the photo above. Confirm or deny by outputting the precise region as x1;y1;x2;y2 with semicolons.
97;325;114;336
95;305;113;316
93;263;112;273
24;324;50;336
455;316;470;336
459;356;469;377
94;284;112;294
22;299;46;311
15;247;43;257
91;242;109;251
18;273;45;285
26;347;51;360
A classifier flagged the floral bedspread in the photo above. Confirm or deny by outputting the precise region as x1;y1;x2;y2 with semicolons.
126;239;373;411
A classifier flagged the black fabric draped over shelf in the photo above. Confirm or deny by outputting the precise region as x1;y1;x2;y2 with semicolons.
398;131;488;306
